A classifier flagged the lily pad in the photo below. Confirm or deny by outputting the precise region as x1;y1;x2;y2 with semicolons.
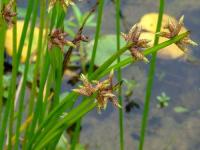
86;34;129;66
174;106;189;113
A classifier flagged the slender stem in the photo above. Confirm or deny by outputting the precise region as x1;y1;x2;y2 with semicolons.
23;2;48;147
115;0;124;149
139;0;165;150
13;0;39;149
27;0;46;120
7;0;17;148
70;119;82;150
51;8;65;108
34;97;96;150
88;0;104;75
26;3;66;149
90;43;133;80
0;19;6;122
0;0;34;148
25;51;50;148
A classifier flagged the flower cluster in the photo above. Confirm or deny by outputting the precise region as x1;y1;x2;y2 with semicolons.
121;24;150;63
1;0;17;27
160;15;198;52
48;0;74;12
73;71;121;112
48;29;76;51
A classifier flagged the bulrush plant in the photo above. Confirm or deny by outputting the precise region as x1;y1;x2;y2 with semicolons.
1;0;16;27
159;15;198;52
0;0;197;150
121;24;150;63
73;70;121;112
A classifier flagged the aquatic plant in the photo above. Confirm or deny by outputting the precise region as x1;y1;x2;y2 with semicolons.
156;92;170;108
0;0;197;150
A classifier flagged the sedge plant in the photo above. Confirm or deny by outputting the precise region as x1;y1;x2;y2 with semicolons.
0;0;197;150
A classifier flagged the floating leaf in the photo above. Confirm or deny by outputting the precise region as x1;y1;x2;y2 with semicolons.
174;106;188;113
86;34;128;66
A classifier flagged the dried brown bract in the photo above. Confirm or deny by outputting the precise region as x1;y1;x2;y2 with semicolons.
1;0;17;27
160;15;198;52
48;29;76;51
73;70;121;112
48;0;74;12
121;24;150;63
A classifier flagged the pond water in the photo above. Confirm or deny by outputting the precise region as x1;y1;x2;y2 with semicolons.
16;0;200;149
78;0;200;150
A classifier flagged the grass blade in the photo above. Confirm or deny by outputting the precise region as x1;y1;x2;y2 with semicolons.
13;0;39;148
88;0;104;74
115;0;124;149
0;0;34;148
139;0;165;149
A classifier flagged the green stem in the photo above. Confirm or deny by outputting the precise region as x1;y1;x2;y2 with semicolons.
0;0;34;148
70;119;82;150
34;96;96;150
88;0;104;75
0;0;8;121
26;4;66;149
115;0;124;149
13;0;39;149
139;0;165;150
23;2;48;147
0;21;6;122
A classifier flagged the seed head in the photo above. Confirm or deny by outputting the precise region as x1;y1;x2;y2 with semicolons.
48;29;76;51
1;0;17;27
48;0;74;12
73;70;122;112
121;24;150;63
160;15;198;52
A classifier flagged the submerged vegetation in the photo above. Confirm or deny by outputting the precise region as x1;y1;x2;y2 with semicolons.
0;0;198;150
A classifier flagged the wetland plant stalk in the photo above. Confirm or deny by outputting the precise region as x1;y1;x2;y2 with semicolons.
13;0;40;149
115;0;124;150
139;0;165;150
7;0;17;148
26;14;56;150
88;0;104;75
0;0;35;148
0;21;6;122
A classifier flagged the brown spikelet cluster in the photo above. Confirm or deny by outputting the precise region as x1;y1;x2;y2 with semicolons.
160;15;198;52
48;29;76;51
73;70;121;112
121;24;150;63
1;0;17;27
48;0;74;12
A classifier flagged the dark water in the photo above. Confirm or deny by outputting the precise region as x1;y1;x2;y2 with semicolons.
16;0;200;149
79;0;200;150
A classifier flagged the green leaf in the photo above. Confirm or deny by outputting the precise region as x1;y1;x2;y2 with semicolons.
71;4;82;26
17;7;27;19
18;64;35;82
49;47;64;73
83;13;96;27
174;106;188;113
86;34;128;66
56;135;69;150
